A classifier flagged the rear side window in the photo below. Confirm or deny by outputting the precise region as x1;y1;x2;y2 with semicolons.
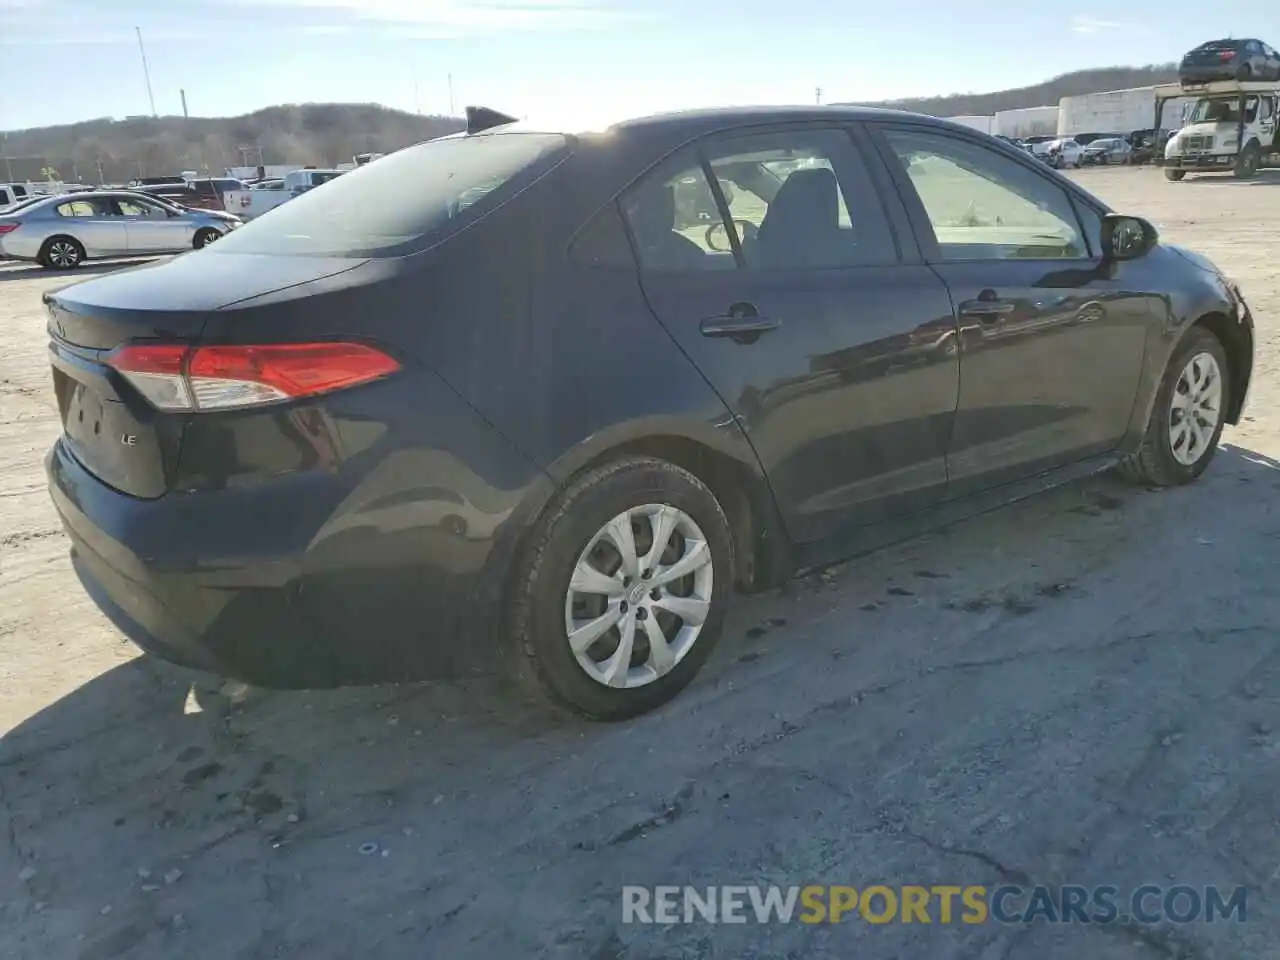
210;133;570;258
57;200;98;217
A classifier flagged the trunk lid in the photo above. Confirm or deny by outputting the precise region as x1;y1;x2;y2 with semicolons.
1185;44;1240;65
46;252;365;498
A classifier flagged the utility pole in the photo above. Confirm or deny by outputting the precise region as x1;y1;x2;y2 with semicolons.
815;87;823;105
136;27;158;117
180;88;189;119
448;73;455;115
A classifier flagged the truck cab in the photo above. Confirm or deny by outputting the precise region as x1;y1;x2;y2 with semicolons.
1157;80;1280;179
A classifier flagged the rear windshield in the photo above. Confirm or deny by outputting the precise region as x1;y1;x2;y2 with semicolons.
209;132;570;258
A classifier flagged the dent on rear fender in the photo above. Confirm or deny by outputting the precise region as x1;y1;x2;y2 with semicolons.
302;447;528;578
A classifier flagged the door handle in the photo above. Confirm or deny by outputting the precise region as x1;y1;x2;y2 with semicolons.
700;302;780;340
958;299;1016;319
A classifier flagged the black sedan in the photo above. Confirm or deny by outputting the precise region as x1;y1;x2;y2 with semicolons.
44;104;1255;720
1180;38;1280;83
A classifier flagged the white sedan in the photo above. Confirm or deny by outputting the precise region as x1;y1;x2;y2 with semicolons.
0;190;240;269
1044;138;1084;169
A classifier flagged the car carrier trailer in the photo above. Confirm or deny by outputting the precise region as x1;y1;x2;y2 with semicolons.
1154;79;1280;180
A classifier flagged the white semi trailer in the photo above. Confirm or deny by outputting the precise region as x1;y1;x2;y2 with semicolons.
1058;85;1192;137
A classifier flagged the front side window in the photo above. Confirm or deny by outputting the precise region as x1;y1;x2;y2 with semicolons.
702;128;897;269
211;133;568;258
881;126;1088;261
116;198;163;217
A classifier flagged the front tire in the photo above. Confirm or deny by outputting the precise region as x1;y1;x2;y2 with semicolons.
1118;327;1230;487
1235;144;1260;180
1165;168;1186;182
194;227;221;248
506;457;734;720
39;236;85;270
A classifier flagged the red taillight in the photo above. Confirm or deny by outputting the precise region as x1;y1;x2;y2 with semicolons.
1219;50;1237;59
0;223;19;235
105;342;400;412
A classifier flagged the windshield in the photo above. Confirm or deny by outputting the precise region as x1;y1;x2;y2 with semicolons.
210;133;569;258
1190;97;1258;125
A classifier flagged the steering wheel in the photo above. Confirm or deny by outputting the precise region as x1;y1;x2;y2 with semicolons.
704;219;758;252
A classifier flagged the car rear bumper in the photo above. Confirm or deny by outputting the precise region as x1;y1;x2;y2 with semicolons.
1180;66;1241;83
46;434;541;688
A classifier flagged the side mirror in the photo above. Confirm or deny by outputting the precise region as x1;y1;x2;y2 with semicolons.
1101;214;1158;261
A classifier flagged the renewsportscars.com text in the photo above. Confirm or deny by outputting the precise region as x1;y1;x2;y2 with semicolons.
621;884;1247;926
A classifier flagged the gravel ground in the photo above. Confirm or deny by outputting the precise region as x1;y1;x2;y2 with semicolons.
3;167;1280;959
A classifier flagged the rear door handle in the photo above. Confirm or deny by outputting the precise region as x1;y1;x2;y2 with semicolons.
958;299;1016;319
700;302;780;340
700;316;781;338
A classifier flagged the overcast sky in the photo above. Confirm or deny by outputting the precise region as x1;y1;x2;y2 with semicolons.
1;0;1277;130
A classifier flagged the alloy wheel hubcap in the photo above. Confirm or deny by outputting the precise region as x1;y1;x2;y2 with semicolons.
1169;352;1223;466
50;242;77;267
564;504;714;690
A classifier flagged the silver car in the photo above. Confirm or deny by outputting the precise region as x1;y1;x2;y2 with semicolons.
0;190;240;269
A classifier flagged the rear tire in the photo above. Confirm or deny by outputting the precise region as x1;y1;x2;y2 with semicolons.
39;236;85;270
1117;326;1230;488
194;228;221;249
1165;169;1186;182
505;456;734;721
1235;144;1260;180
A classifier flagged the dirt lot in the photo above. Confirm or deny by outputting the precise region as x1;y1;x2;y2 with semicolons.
3;167;1280;959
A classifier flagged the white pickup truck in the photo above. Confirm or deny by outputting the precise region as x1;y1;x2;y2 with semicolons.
221;167;345;220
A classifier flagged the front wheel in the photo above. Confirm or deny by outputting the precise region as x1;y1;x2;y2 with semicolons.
1235;144;1260;180
506;457;734;720
1117;327;1230;487
1165;168;1186;182
194;227;221;249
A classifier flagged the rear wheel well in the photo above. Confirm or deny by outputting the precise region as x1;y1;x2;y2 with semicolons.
560;436;789;593
1191;312;1251;423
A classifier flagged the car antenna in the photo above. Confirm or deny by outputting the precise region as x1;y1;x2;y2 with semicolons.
465;106;519;134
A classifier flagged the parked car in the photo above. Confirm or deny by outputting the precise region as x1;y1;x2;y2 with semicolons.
0;182;33;209
1180;38;1280;84
1022;135;1058;158
42;104;1255;720
135;177;246;212
1083;137;1133;165
1127;129;1174;165
0;191;239;268
1045;137;1084;168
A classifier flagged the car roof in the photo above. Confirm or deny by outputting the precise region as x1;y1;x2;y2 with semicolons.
471;104;979;153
